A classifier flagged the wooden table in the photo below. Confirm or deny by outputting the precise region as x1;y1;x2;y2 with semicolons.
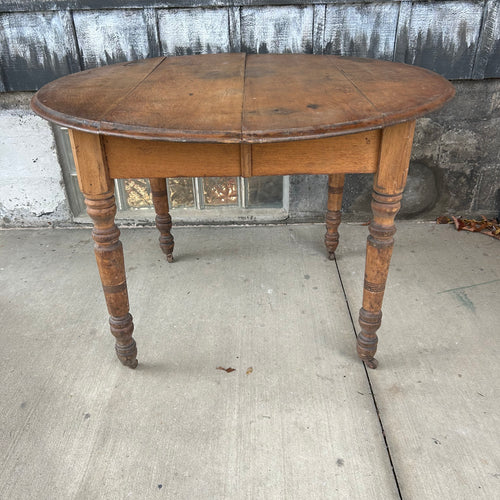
31;54;454;370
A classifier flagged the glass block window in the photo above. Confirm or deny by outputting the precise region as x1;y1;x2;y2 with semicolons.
203;177;238;206
123;179;152;208
168;178;195;208
53;126;284;216
247;176;284;208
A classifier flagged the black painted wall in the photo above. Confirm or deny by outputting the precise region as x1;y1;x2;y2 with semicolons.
1;0;499;92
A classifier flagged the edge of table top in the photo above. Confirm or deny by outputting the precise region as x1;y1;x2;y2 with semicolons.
31;53;455;144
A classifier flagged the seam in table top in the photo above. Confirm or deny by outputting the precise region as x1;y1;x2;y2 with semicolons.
331;60;384;122
98;57;167;129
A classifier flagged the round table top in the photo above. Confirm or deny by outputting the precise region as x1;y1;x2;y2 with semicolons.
31;53;454;144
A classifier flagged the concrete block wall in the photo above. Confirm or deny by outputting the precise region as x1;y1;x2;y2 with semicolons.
0;93;71;226
1;0;499;226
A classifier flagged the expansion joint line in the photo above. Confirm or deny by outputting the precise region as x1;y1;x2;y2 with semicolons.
333;256;404;500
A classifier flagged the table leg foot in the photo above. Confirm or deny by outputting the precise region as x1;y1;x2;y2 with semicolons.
110;314;138;368
156;212;174;263
150;178;175;263
325;174;345;258
325;210;340;256
357;308;381;369
116;347;138;368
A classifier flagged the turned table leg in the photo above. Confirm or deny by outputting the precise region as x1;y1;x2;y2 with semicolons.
325;174;345;259
357;121;415;369
69;130;137;368
149;178;174;263
86;193;137;368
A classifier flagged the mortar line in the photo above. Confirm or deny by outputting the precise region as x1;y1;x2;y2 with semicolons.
333;256;404;500
69;10;84;71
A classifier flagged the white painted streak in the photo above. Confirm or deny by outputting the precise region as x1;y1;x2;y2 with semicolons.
73;9;151;68
241;6;314;54
406;1;484;60
158;8;231;56
324;3;400;59
0;11;75;65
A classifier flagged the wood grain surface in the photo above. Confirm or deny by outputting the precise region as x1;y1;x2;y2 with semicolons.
31;53;455;143
250;131;380;175
32;57;164;132
104;53;245;142
104;136;241;178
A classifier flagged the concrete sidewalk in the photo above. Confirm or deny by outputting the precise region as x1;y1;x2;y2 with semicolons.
0;222;498;499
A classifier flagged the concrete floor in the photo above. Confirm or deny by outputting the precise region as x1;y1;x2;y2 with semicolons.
0;222;498;500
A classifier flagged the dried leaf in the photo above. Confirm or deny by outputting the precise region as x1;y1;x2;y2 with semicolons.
246;367;253;375
483;230;500;240
436;216;451;224
440;215;500;240
451;215;465;231
216;366;235;373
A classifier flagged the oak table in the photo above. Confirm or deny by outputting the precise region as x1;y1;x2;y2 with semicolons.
31;54;454;369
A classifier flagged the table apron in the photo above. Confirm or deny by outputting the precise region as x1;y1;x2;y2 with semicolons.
103;130;381;179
